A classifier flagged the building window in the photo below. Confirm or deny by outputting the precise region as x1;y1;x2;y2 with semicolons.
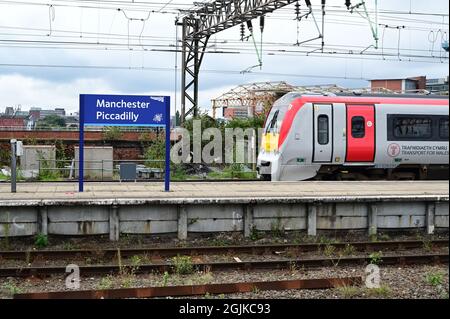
393;117;432;139
440;117;449;140
317;115;329;145
351;116;365;138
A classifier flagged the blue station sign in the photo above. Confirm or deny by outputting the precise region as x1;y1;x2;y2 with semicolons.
81;94;169;127
79;94;171;193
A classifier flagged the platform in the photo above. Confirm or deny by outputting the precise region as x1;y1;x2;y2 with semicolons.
0;181;448;240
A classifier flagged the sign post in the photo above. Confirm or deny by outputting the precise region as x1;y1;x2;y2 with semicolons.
79;94;171;192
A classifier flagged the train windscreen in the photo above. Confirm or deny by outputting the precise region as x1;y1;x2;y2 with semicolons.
264;93;302;134
262;93;302;152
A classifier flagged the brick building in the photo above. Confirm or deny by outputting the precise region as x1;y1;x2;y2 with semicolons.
370;76;426;92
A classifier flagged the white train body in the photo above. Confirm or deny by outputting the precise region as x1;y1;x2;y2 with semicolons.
257;93;449;181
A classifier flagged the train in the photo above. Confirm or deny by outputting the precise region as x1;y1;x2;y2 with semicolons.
257;93;449;181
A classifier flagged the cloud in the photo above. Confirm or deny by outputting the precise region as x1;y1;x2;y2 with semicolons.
0;0;448;117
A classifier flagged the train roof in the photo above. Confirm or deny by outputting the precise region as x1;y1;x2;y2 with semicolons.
334;93;449;99
274;92;449;108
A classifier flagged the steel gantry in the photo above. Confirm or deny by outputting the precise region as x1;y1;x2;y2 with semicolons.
180;0;297;125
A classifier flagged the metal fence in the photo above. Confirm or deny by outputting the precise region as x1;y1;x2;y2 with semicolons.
32;159;257;181
0;126;160;132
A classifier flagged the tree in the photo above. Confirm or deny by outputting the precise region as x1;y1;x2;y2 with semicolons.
36;115;66;129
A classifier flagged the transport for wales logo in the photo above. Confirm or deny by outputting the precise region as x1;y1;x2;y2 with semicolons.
387;143;401;157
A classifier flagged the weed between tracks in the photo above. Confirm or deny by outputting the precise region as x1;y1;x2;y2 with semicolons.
369;251;383;265
1;280;23;296
172;256;194;275
335;284;392;299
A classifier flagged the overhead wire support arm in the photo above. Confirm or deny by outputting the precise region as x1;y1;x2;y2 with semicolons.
179;0;297;125
294;0;323;47
350;0;379;50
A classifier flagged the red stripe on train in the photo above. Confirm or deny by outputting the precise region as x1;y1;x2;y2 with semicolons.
277;95;448;148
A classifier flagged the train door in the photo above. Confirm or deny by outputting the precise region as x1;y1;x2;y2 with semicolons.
346;105;375;162
313;104;333;162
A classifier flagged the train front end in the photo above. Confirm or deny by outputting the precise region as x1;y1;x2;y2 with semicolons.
257;93;300;181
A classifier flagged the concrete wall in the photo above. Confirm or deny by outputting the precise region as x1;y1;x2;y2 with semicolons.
0;198;448;240
74;146;113;179
20;145;56;172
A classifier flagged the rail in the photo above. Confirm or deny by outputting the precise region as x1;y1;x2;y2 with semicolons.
1;253;447;277
13;277;362;299
1;239;447;260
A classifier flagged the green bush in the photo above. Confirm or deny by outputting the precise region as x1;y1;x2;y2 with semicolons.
172;255;194;275
35;233;49;248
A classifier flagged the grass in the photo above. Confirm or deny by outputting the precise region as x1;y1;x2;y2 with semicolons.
249;226;263;241
336;285;360;298
172;255;194;275
270;218;284;238
366;285;392;298
1;281;23;296
0;170;25;181
130;255;143;267
341;244;356;256
426;272;444;286
422;238;434;252
97;276;114;290
369;251;383;265
120;273;136;288
162;271;170;287
209;237;233;246
323;243;337;257
34;233;49;248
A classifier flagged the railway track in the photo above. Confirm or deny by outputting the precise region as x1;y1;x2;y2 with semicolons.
13;277;362;299
1;253;447;278
0;239;447;261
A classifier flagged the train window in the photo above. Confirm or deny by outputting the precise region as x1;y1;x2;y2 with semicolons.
393;117;432;139
439;117;449;140
317;115;329;145
265;110;279;134
351;116;365;138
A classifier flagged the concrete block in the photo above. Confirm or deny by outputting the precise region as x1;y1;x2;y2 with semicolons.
317;216;367;229
74;146;113;179
244;205;253;238
188;219;243;232
120;220;177;234
110;205;119;241
307;204;317;236
178;206;187;240
48;221;109;235
118;205;177;221
376;202;426;216
435;215;449;228
253;204;306;218
38;206;48;235
48;206;109;222
0;207;37;222
377;215;425;228
435;202;449;216
426;202;436;235
186;205;244;219
20;145;56;172
0;223;36;237
368;204;377;236
253;217;306;231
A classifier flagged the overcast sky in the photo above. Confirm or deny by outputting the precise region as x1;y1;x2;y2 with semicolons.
0;0;448;116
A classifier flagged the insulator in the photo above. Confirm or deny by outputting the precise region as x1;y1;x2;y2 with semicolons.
345;0;351;9
240;23;245;41
246;20;253;33
295;1;300;18
260;16;265;32
305;0;311;7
